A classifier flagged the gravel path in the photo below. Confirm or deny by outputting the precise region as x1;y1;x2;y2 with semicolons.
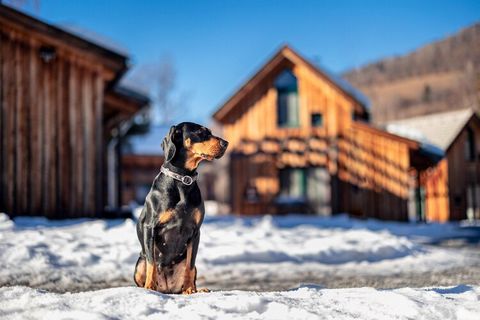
203;265;480;292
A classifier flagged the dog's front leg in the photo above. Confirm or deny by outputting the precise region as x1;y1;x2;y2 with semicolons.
182;230;209;294
143;225;157;290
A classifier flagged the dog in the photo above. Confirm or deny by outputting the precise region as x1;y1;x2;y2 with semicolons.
133;122;228;294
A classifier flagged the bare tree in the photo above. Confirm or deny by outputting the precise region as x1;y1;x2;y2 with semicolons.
130;55;189;125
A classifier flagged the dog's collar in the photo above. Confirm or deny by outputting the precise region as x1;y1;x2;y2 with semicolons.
160;166;198;186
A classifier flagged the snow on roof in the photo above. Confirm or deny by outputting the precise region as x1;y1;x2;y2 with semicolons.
118;68;151;98
386;109;475;151
312;62;371;111
56;23;130;57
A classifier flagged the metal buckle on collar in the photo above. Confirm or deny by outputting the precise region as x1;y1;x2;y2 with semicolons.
160;166;197;186
181;175;193;185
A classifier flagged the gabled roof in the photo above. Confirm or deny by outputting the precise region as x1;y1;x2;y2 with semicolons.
386;109;478;151
213;45;370;123
1;4;150;124
0;3;127;82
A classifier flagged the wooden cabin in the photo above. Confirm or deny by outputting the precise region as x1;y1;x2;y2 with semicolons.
388;109;480;222
0;4;149;218
213;45;439;220
121;154;164;205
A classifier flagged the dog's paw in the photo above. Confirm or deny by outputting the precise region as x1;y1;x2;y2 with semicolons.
144;283;156;291
182;287;196;295
197;288;210;293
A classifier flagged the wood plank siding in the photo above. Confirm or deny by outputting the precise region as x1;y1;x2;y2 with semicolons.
214;46;434;220
0;5;147;218
121;155;164;205
421;116;480;221
0;29;105;217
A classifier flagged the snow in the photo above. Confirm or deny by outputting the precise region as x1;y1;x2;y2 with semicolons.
0;212;479;319
1;285;479;320
0;213;478;290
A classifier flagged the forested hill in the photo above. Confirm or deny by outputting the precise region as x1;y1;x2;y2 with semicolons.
343;23;480;124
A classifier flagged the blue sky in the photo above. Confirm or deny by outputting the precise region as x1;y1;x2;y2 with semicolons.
14;0;480;124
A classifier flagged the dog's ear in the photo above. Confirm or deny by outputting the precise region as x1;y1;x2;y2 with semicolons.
162;126;178;162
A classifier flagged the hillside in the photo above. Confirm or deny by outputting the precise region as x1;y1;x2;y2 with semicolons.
344;23;480;124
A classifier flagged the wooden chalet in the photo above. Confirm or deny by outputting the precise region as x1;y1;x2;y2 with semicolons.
0;4;149;218
213;45;439;220
388;109;480;222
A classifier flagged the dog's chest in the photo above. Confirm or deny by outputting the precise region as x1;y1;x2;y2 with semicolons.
155;208;202;261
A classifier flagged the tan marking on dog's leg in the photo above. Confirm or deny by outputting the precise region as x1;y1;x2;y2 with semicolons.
191;267;209;293
158;209;175;224
193;208;202;225
182;242;197;294
144;261;157;290
155;268;170;293
134;257;146;287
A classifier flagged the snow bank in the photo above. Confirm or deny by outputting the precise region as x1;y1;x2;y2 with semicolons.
200;215;423;265
0;216;139;289
1;285;478;320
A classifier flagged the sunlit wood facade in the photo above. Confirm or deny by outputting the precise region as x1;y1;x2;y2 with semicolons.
420;114;480;222
214;46;437;220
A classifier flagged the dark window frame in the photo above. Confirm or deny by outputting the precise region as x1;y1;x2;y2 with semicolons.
279;167;307;198
465;127;476;161
275;69;300;128
311;113;323;127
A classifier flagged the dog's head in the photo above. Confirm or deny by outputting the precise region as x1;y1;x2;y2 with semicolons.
161;122;228;170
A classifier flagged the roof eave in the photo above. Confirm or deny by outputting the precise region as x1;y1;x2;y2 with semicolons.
0;4;128;77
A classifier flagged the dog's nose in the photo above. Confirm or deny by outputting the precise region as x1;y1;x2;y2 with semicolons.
220;139;229;149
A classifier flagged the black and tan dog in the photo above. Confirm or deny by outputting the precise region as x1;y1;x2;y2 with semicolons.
134;122;228;294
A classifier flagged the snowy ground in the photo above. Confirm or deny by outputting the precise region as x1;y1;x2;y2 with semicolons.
0;212;479;291
0;212;479;319
1;284;479;320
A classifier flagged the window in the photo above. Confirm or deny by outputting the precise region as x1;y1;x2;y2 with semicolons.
279;168;306;198
275;69;299;127
465;127;476;161
311;113;323;127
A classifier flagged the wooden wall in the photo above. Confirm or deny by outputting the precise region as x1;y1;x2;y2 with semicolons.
121;155;164;205
446;120;480;220
222;61;363;149
421;159;449;222
337;123;413;220
212;43;433;219
228;124;415;219
220;57;418;219
0;27;106;218
421;118;480;222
